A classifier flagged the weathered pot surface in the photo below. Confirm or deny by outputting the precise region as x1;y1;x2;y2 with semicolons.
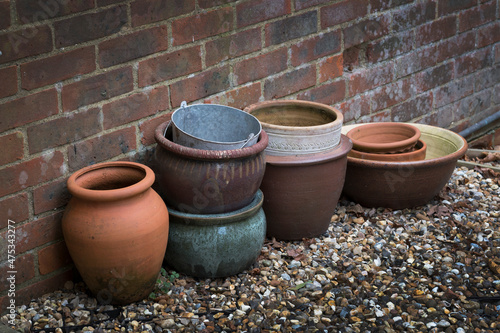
348;139;427;162
260;134;352;240
346;122;420;153
62;161;169;304
245;100;343;156
154;115;268;214
342;123;468;209
165;190;266;278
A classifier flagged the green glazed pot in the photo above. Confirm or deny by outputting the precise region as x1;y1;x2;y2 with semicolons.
165;190;266;278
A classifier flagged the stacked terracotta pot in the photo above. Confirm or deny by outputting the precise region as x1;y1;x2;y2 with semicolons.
153;103;268;278
245;100;352;240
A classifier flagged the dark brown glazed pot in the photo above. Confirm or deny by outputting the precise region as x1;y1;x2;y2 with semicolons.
260;134;352;240
348;139;427;162
342;123;468;209
346;122;420;153
154;116;268;214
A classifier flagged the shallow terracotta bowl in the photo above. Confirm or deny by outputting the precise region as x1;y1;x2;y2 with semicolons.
342;123;467;209
348;139;427;162
346;122;420;153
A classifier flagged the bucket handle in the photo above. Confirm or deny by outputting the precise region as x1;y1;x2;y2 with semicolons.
240;132;257;148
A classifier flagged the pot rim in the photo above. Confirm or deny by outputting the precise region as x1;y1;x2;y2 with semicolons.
155;118;269;160
265;134;352;166
244;99;344;133
344;123;468;168
167;189;264;225
67;161;154;202
348;139;427;161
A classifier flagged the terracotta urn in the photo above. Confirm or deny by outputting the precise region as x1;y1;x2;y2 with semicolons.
165;190;266;278
342;123;468;209
346;122;420;153
62;161;169;304
245;100;343;156
348;139;427;162
154;116;268;214
260;135;352;240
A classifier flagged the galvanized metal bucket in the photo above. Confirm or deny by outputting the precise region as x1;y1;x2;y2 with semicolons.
171;102;262;150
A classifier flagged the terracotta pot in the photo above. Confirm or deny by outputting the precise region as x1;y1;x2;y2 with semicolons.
154;116;268;214
245;100;343;156
62;161;169;304
348;139;427;162
341;123;468;209
165;190;266;278
260;135;352;240
346;122;420;153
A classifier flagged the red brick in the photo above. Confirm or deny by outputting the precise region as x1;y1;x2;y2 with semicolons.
102;86;169;129
138;46;202;87
131;0;194;27
318;54;343;83
0;150;65;197
61;67;133;112
456;48;493;78
172;7;233;46
0;132;24;165
494;85;500;104
0;25;52;64
0;1;10;30
295;0;329;10
0;88;58;133
67;127;137;171
54;6;127;48
27;108;101;154
438;0;475;15
475;64;500;90
365;110;391;122
265;11;317;46
477;22;500;48
391;93;433;122
348;65;393;96
16;0;93;22
0;66;17;99
170;66;231;107
436;31;476;63
33;178;70;215
236;0;291;28
343;13;390;49
367;30;413;64
139;113;172;146
370;78;412;112
459;1;497;32
338;95;371;123
291;30;341;67
320;0;369;29
11;211;63;254
0;193;29;229
297;80;346;105
263;65;316;100
434;77;474;108
393;0;436;32
0;254;35;293
97;0;125;5
99;26;168;68
205;28;261;67
199;0;238;8
204;82;262;111
395;44;438;78
38;241;72;275
413;62;454;93
415;16;457;48
343;47;361;71
234;48;287;85
21;46;96;91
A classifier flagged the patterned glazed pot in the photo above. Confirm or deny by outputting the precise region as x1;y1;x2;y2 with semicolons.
154;115;268;214
245;100;343;156
165;190;266;278
62;162;169;304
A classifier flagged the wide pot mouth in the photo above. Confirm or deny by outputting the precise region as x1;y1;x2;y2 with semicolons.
155;116;269;160
342;123;468;168
67;161;154;202
265;134;352;166
245;100;343;133
168;189;264;226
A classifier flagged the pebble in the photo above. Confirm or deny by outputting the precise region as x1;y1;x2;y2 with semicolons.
2;166;498;332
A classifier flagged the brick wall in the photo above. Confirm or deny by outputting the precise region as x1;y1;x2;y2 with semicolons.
0;0;499;310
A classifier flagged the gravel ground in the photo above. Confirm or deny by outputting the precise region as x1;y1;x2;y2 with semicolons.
2;165;500;333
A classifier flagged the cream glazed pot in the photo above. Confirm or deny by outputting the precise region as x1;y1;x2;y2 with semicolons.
245;100;344;156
